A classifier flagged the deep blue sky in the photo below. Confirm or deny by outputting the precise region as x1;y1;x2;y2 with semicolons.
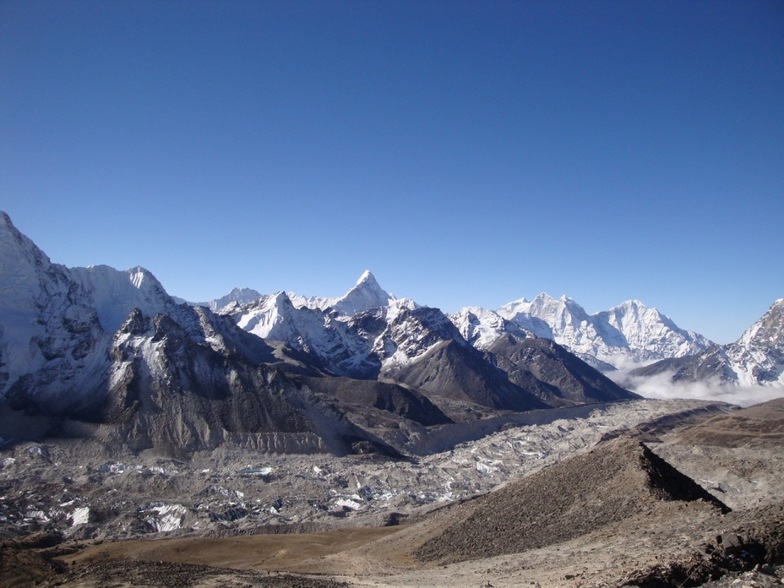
2;1;782;343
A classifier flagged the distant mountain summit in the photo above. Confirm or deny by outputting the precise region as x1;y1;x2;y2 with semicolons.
220;277;632;419
332;270;394;316
633;298;784;386
285;269;416;318
215;275;712;373
450;294;712;371
206;287;263;312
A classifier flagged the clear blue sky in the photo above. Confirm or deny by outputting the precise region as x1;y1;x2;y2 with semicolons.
1;0;782;344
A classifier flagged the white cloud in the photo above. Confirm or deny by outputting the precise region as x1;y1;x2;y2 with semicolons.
610;371;784;408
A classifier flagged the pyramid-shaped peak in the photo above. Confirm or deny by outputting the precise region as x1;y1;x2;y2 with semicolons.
355;269;379;287
270;290;292;305
333;270;393;316
0;211;53;266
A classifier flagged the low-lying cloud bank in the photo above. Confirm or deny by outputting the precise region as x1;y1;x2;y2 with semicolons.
610;371;784;408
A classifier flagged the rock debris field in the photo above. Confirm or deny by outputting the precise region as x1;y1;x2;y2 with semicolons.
2;397;784;587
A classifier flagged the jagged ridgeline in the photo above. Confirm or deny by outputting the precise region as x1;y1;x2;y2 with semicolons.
1;210;779;455
0;211;636;455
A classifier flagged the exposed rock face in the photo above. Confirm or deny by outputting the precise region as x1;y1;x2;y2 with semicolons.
302;376;452;427
382;339;549;415
98;309;320;454
486;334;638;406
415;436;728;564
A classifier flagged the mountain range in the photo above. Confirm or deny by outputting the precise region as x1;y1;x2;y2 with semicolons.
0;211;781;455
214;267;782;387
0;212;630;455
631;297;784;386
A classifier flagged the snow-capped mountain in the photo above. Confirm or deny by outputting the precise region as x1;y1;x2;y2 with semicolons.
484;294;712;370
0;213;433;455
0;211;638;454
0;212;278;413
70;265;177;332
729;298;784;385
220;274;453;381
450;306;530;350
220;277;637;418
204;287;262;312
633;298;784;386
232;290;381;378
0;212;109;408
212;271;711;375
286;270;415;318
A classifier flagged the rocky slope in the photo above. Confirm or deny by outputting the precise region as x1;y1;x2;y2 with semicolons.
0;398;732;542
414;436;729;564
486;334;633;406
2;396;784;587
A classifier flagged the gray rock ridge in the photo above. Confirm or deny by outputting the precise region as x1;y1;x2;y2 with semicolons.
486;334;639;406
224;293;639;418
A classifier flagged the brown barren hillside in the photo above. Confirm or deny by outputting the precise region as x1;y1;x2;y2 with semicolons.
414;436;729;564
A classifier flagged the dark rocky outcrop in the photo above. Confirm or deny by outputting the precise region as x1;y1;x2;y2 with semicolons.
415;437;729;564
384;339;549;415
486;334;638;406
